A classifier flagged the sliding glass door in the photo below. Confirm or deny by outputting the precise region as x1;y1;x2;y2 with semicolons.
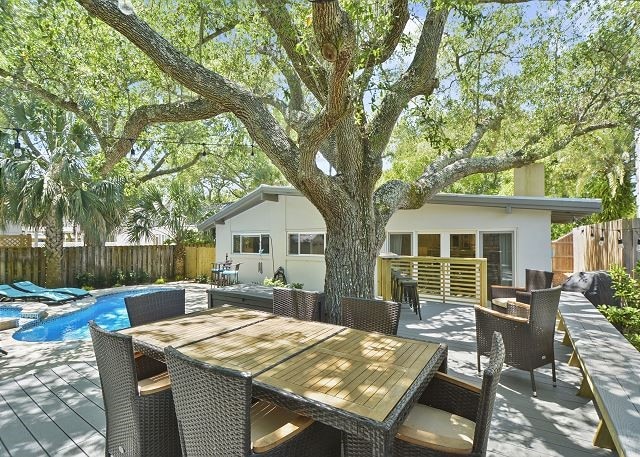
480;232;514;286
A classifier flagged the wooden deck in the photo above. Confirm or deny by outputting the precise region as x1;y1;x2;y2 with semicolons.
0;292;615;456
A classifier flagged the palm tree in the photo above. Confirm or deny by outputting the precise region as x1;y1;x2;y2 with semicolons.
1;101;125;287
125;180;204;278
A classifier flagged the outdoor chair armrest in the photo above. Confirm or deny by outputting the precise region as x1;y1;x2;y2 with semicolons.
418;372;481;422
515;290;532;304
474;305;529;324
138;371;170;396
507;301;531;319
490;285;526;300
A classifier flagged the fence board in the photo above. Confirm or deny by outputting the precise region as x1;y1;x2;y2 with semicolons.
0;246;175;287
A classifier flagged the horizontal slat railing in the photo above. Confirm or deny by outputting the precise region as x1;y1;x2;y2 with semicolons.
378;256;487;307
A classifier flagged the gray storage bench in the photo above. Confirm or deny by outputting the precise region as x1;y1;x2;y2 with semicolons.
557;291;640;457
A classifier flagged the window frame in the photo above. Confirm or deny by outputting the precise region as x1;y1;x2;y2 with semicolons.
287;232;326;256
232;233;270;255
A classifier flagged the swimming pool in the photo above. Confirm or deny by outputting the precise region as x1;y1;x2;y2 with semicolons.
13;287;172;342
0;306;22;318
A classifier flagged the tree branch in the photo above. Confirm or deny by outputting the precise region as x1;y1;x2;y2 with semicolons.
368;7;448;157
359;0;409;70
0;67;108;151
76;0;301;184
139;151;203;183
255;0;328;103
102;98;226;174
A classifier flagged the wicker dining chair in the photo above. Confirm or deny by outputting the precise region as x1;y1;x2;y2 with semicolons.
393;332;505;457
476;286;561;396
125;289;186;327
341;297;401;336
490;269;553;310
272;287;322;321
163;346;341;457
89;322;181;457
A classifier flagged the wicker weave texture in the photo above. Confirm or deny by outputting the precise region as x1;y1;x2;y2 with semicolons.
125;289;186;327
340;297;401;336
89;322;181;457
477;286;561;394
272;287;321;321
164;346;341;457
393;333;504;457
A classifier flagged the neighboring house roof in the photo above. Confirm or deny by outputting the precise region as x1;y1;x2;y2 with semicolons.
198;184;601;230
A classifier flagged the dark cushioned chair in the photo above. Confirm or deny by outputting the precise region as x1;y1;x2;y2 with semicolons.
476;286;561;396
164;346;341;456
490;268;553;310
89;322;181;457
341;297;401;336
393;332;505;456
125;289;185;327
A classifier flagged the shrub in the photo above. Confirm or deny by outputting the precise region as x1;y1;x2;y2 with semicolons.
263;278;304;289
136;270;151;284
110;269;126;286
603;263;640;352
155;277;166;284
598;305;640;334
609;264;640;307
75;272;96;288
194;274;209;284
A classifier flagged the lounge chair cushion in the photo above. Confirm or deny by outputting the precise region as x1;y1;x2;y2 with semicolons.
0;285;71;303
12;281;90;298
251;400;314;453
396;403;475;453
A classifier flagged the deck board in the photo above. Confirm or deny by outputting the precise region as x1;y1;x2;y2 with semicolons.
0;290;618;456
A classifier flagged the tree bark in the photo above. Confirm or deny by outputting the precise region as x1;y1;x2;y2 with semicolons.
174;242;186;279
44;216;65;288
321;190;386;323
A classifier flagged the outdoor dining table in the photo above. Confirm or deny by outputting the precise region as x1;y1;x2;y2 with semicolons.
120;304;448;456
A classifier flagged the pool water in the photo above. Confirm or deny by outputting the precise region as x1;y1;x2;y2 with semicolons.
13;287;171;342
0;307;22;318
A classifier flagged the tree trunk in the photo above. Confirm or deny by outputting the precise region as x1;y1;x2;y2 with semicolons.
323;198;386;324
44;217;65;288
174;242;186;279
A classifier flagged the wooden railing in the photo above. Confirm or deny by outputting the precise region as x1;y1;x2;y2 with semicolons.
377;255;487;307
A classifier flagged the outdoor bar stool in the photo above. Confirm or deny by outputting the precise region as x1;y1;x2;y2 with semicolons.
398;278;422;320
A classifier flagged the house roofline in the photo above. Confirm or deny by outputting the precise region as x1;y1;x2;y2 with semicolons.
198;185;601;230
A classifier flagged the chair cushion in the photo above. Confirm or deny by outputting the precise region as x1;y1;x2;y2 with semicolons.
138;371;171;396
251;401;313;453
396;403;475;453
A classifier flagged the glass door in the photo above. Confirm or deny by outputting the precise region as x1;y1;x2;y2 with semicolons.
480;232;514;286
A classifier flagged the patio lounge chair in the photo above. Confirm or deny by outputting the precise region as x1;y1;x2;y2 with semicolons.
392;332;505;457
11;280;91;298
476;286;561;396
89;322;181;457
124;289;185;327
0;284;72;304
164;346;341;456
341;297;401;335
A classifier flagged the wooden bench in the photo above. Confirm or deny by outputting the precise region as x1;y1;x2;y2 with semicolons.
557;292;640;457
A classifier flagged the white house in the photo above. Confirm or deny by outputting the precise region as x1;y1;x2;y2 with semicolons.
199;184;600;292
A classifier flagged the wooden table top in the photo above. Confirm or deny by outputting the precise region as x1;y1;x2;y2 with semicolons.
177;317;344;374
120;306;273;350
256;328;441;422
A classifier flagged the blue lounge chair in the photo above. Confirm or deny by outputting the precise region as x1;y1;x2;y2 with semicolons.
0;285;73;304
12;280;91;298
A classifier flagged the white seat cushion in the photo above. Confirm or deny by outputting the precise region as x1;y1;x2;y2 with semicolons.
251;401;313;453
396;403;475;454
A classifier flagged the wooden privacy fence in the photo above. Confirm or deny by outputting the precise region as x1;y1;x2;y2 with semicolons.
552;232;574;284
378;255;487;307
0;245;175;286
185;245;215;278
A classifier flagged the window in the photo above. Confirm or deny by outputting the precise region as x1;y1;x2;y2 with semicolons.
232;234;270;254
481;232;514;287
388;233;412;256
288;233;325;255
450;233;476;258
418;234;440;256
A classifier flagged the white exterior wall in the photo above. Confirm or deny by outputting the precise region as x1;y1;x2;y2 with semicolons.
216;196;552;291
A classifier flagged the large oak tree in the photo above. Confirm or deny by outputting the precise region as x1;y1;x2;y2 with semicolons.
5;0;638;320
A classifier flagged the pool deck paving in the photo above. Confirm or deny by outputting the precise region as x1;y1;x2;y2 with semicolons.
0;283;614;456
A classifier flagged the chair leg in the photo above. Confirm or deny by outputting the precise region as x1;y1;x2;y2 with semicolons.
530;370;537;397
477;352;481;373
552;359;557;387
